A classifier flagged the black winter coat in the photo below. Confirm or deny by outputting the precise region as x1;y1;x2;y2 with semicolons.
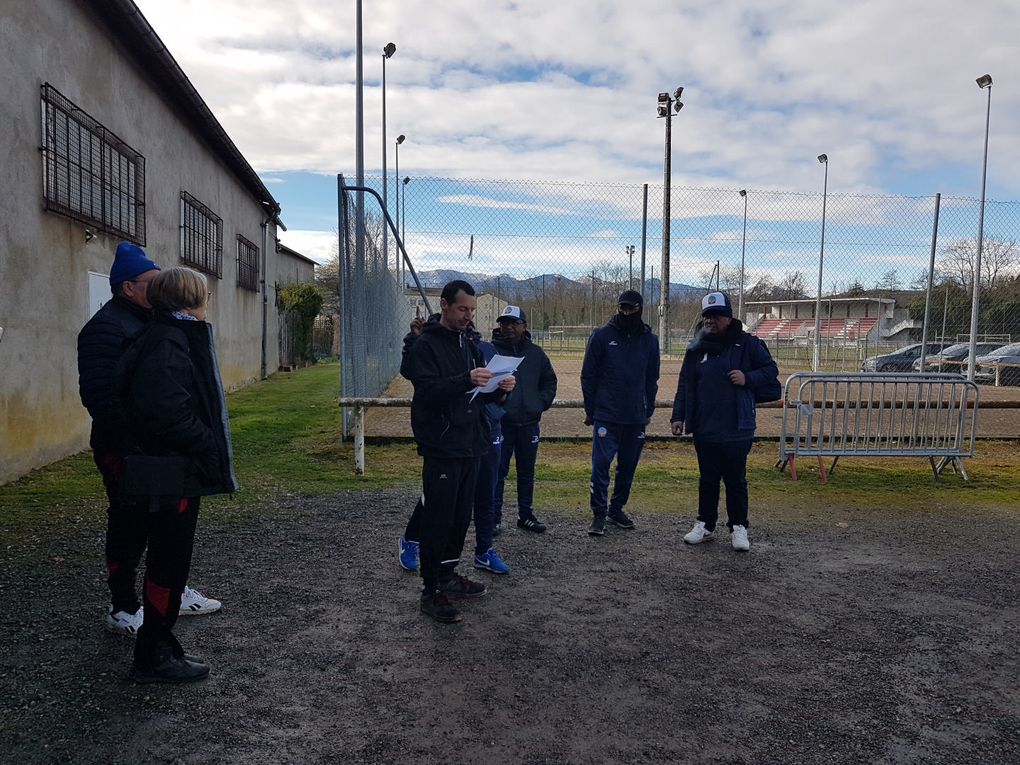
77;295;151;452
491;331;557;426
581;315;660;425
405;320;495;459
117;313;238;497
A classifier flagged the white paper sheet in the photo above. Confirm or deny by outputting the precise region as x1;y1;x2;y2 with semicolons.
468;354;522;400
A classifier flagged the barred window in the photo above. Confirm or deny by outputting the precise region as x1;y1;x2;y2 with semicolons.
236;235;260;291
40;83;145;243
180;192;223;277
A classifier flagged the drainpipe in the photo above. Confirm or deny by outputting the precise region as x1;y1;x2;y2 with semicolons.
260;217;269;379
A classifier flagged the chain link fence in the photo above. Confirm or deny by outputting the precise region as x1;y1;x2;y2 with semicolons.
339;175;1020;419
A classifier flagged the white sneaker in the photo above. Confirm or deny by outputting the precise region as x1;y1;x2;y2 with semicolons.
683;521;715;545
105;606;143;636
179;586;222;616
731;525;750;552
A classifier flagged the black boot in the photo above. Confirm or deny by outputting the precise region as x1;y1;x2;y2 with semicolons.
132;639;210;684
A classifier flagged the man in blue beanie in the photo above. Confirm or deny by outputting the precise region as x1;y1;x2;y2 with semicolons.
78;242;222;638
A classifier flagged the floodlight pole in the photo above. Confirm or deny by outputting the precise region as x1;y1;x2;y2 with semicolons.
738;189;748;323
381;43;395;272
657;87;684;354
967;75;993;382
813;154;829;372
626;245;636;289
394;134;405;274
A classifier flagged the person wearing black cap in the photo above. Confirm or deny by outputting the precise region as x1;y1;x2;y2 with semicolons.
580;290;660;536
78;243;222;641
670;291;780;551
492;305;558;534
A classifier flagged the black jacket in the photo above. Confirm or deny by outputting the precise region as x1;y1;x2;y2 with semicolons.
405;319;495;459
77;295;151;452
581;315;660;425
117;313;238;497
491;331;557;426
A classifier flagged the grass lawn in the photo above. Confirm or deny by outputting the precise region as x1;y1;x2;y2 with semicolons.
3;360;1018;550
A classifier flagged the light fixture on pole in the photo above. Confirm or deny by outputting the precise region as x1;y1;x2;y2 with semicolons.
967;74;993;382
738;189;747;322
656;86;684;354
394;133;405;271
381;42;396;271
625;245;636;289
813;154;829;372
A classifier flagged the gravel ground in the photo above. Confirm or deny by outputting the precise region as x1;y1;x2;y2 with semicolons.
1;488;1018;764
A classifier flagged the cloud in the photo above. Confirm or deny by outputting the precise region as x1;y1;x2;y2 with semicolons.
278;229;337;264
437;194;577;216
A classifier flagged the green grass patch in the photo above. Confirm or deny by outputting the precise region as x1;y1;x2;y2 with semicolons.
3;361;1019;551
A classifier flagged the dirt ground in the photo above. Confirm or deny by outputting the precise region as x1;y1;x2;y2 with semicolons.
2;485;1018;765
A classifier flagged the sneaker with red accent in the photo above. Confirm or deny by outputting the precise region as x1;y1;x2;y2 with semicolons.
179;586;221;616
105;607;143;636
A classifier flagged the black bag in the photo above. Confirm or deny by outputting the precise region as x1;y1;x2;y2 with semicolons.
122;454;195;499
740;340;782;404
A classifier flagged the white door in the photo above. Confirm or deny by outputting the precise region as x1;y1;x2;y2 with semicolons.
87;272;110;320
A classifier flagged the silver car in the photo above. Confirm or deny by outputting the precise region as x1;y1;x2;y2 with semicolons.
974;342;1020;386
911;342;1003;374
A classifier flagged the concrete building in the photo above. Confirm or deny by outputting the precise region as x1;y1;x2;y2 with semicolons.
0;0;311;483
745;298;921;343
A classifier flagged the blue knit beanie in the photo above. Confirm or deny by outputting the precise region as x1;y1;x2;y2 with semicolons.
109;242;159;287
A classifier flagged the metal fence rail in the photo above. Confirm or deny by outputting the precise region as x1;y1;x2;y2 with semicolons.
778;372;979;481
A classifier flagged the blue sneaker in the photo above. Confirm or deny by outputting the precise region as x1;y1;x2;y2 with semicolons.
398;537;419;571
473;546;510;575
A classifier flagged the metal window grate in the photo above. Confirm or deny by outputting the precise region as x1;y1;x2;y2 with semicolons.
236;235;259;291
180;191;223;277
40;83;145;243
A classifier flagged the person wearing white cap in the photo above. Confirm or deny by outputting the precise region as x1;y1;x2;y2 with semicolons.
670;292;780;551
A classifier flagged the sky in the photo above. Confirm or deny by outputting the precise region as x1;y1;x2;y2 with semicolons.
134;0;1020;278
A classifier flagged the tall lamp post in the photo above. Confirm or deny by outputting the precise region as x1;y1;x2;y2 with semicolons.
813;154;829;372
626;245;636;289
381;42;396;270
402;175;411;252
738;189;748;323
657;86;684;353
393;133;405;270
967;74;993;382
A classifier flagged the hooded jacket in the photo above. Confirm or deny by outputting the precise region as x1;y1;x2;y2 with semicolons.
581;314;660;425
77;295;151;452
671;319;779;439
491;330;557;426
117;312;238;497
405;318;495;459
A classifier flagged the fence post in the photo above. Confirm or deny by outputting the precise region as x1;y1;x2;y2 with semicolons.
353;405;366;475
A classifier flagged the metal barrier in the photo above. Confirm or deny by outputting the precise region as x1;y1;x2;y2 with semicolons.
778;373;979;481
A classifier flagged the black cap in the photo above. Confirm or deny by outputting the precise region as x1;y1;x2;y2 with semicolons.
618;289;642;308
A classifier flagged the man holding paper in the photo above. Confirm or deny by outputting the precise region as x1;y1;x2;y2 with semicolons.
492;305;558;534
405;281;516;623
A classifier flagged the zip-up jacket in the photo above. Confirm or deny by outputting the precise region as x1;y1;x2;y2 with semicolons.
491;331;557;426
406;320;496;458
77;295;151;452
581;315;660;425
671;320;779;438
117;313;238;496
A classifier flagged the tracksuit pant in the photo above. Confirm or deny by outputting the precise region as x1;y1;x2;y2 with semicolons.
135;496;200;667
94;452;148;614
692;438;753;531
495;421;540;523
418;456;479;592
589;421;646;516
473;431;502;556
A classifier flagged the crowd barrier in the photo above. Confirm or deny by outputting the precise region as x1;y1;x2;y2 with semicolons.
778;372;979;481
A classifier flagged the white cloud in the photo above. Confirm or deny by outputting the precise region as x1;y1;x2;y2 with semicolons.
278;230;336;264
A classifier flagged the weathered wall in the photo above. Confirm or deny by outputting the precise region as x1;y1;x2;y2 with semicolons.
0;0;289;483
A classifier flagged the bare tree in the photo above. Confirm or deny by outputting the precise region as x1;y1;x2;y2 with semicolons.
877;269;901;292
937;237;1018;291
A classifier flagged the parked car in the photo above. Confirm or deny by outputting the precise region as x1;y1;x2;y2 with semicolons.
861;342;951;372
973;343;1020;386
911;342;1004;373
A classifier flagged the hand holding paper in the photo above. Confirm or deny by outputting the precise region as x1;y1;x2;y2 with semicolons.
469;354;521;400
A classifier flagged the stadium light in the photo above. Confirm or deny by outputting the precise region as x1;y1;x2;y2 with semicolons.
813;154;829;372
967;74;993;381
394;134;406;276
381;42;397;270
657;85;684;353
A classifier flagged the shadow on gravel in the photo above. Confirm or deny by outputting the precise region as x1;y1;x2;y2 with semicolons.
2;489;1018;764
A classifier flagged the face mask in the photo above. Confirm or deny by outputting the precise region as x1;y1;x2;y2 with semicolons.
618;310;643;332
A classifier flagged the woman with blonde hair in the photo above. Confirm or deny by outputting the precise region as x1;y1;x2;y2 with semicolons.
118;266;237;683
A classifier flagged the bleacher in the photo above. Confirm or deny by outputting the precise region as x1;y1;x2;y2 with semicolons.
751;316;880;342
